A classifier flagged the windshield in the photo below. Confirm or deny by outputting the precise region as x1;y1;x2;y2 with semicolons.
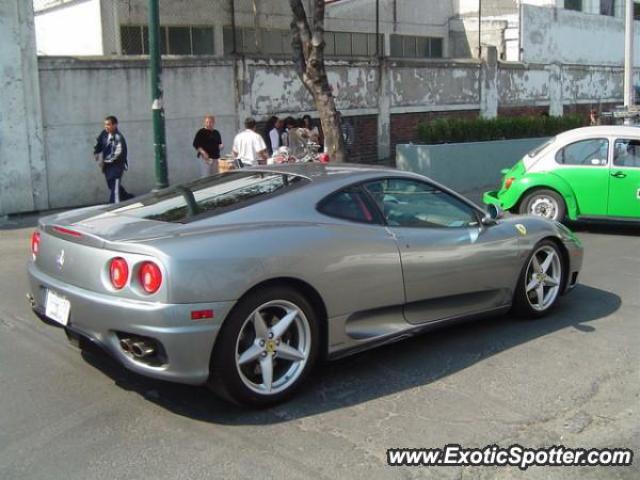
107;171;308;223
527;137;555;158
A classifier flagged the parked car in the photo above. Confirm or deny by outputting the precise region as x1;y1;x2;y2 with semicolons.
28;164;582;407
484;126;640;222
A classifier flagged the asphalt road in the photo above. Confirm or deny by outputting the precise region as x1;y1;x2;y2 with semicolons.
0;216;638;479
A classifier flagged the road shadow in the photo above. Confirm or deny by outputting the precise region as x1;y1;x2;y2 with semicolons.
80;284;620;424
0;209;69;231
567;220;640;237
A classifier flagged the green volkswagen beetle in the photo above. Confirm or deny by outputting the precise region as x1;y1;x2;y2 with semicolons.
484;126;640;222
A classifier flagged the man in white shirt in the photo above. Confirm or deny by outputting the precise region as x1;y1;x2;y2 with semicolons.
232;117;268;167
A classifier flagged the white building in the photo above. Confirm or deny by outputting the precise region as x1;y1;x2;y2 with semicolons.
453;0;640;64
32;0;452;58
33;0;640;65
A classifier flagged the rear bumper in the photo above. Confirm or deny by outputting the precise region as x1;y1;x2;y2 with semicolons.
28;262;234;385
564;242;583;293
557;229;583;294
483;187;523;211
483;190;500;206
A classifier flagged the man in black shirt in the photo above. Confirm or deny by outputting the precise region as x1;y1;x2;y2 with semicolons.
193;115;223;177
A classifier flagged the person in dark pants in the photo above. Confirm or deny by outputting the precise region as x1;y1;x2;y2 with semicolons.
263;115;278;156
93;115;133;204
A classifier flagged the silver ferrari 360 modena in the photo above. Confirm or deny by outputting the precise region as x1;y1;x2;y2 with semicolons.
28;164;583;406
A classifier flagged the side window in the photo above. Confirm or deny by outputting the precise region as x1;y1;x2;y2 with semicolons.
364;179;478;228
555;138;608;166
318;188;377;224
613;138;640;168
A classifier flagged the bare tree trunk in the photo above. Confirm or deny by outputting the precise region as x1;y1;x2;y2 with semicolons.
289;0;347;162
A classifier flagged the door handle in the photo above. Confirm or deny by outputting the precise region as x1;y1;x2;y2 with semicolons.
611;171;627;178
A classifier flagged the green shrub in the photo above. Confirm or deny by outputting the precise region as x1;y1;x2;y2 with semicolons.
416;114;585;144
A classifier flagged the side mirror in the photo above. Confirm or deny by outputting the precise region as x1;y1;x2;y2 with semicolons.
482;204;503;225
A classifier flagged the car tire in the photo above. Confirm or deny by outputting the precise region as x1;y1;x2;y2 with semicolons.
512;240;566;319
519;189;566;222
208;285;320;407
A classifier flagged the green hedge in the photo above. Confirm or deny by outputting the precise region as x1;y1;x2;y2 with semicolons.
416;115;586;144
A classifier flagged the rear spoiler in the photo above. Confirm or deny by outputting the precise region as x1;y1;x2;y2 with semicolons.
41;224;105;249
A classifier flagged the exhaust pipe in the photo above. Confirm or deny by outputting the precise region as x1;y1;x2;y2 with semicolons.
131;340;156;359
119;338;134;353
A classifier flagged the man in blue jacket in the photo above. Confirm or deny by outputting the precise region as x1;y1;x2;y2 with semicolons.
93;116;134;203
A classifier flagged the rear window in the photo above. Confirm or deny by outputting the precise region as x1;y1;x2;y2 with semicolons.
527;137;555;158
108;171;308;223
318;187;378;224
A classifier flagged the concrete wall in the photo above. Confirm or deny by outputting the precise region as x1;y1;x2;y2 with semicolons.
26;52;635;214
38;57;237;209
395;138;550;194
34;56;386;210
246;59;380;116
521;4;640;65
30;55;479;211
0;0;48;216
498;64;551;107
34;0;103;56
389;61;480;110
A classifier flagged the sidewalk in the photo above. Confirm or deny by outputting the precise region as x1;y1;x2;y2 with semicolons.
0;207;78;231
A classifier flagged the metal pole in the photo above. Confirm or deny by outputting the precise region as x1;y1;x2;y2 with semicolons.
231;0;237;54
624;0;634;110
478;0;482;58
375;0;379;57
149;0;168;189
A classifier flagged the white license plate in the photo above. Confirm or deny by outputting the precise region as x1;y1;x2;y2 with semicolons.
45;290;71;326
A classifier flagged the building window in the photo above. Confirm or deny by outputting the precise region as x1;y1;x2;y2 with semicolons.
324;31;383;57
121;26;148;55
564;0;582;11
600;0;615;16
390;34;443;58
262;29;292;55
223;27;382;57
192;27;215;55
168;27;191;55
223;27;292;55
635;2;640;20
121;25;214;56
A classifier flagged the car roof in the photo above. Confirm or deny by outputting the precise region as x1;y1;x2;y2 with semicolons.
556;125;640;142
246;162;400;185
242;162;483;212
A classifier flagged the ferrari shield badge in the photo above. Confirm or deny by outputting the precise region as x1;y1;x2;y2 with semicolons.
56;249;65;270
515;224;527;236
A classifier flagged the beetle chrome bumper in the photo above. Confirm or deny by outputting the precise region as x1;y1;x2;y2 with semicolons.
483;190;501;206
28;262;234;385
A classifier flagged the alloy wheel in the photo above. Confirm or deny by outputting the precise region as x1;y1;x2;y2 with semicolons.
524;245;562;312
234;300;311;395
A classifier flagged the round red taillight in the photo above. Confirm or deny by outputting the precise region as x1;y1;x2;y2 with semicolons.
109;257;129;290
138;261;162;294
318;153;330;164
31;231;41;259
